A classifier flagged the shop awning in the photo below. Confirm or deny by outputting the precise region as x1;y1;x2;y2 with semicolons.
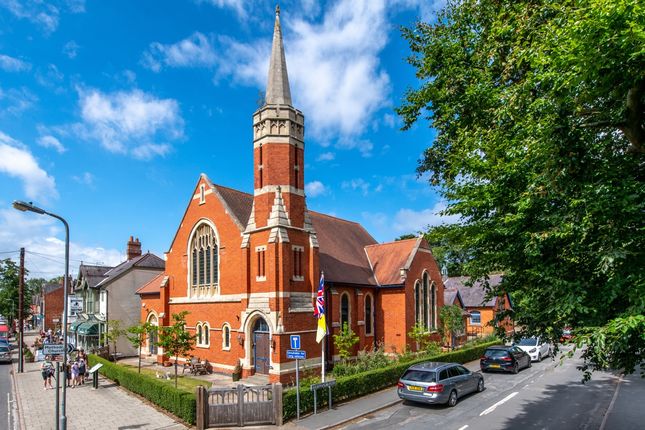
70;320;85;332
77;321;99;336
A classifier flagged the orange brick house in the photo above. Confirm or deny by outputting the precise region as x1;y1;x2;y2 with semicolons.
444;274;514;339
137;9;445;384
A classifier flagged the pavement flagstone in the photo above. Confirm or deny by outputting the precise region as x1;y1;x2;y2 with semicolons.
13;332;187;430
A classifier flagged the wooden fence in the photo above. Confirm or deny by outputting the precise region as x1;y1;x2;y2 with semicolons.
196;384;282;429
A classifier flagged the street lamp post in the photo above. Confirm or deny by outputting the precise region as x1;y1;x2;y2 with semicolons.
13;200;70;430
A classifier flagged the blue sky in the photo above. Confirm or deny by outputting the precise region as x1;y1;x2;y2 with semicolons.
0;0;454;278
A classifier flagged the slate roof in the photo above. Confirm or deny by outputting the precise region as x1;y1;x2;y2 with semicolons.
209;182;422;287
443;274;505;307
96;253;165;288
78;264;113;289
444;289;459;306
136;272;166;295
43;282;62;295
365;239;419;285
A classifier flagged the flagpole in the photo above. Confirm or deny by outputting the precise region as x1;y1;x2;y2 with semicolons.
321;333;326;382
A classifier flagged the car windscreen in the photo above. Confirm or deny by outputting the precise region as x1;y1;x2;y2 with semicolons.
401;370;437;383
518;338;538;346
0;346;9;353
484;349;509;358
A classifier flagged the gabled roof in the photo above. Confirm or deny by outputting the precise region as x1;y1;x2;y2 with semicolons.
136;272;166;295
77;264;113;289
96;252;165;288
444;288;464;307
365;238;425;286
443;274;504;307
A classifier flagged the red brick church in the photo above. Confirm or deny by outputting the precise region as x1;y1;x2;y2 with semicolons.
138;9;445;383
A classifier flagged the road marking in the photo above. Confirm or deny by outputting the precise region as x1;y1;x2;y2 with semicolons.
599;374;624;430
479;392;519;416
457;426;469;430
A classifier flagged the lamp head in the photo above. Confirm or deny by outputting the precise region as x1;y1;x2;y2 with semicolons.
12;200;46;214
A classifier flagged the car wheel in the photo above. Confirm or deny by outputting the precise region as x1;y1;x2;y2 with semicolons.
512;363;519;374
448;390;458;407
537;353;542;362
527;359;532;368
477;378;485;392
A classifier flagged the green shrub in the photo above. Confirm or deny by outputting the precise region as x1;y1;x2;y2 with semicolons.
283;339;499;422
88;355;197;424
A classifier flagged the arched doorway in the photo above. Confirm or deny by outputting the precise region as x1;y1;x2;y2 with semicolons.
147;313;158;355
252;318;270;374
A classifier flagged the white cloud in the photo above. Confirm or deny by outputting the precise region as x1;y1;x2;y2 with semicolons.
0;87;38;116
72;171;94;186
0;209;123;279
0;131;58;202
62;40;79;59
37;135;66;153
342;178;370;196
197;0;248;19
316;151;335;161
393;201;461;234
142;32;217;72
75;87;184;158
0;0;86;33
35;64;64;89
305;180;328;197
0;54;31;72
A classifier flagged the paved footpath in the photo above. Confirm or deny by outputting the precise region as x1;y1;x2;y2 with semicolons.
13;332;187;430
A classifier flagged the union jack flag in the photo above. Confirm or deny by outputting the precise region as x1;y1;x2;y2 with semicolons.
314;272;325;317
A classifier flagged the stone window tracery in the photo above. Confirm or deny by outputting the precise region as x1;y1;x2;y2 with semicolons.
189;223;219;297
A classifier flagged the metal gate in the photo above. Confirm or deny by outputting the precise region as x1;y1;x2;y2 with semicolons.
196;384;282;429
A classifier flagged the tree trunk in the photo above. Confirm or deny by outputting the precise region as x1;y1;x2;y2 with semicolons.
174;357;178;388
138;343;141;374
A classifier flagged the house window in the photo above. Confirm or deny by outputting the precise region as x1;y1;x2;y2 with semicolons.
470;311;481;325
340;293;350;328
222;323;231;350
430;282;437;330
292;246;304;280
196;322;210;347
256;246;266;280
199;184;206;204
414;281;421;325
422;272;429;329
197;323;203;345
365;293;373;336
189;223;219;297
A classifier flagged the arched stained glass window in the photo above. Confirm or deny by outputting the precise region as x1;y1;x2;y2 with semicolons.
340;293;350;328
189;222;219;296
365;294;373;335
422;272;429;329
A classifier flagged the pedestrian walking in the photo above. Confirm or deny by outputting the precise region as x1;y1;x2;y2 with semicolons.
41;356;54;390
71;360;80;388
78;358;87;385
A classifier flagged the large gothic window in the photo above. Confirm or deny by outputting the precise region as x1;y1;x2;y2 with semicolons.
422;272;429;329
190;223;219;296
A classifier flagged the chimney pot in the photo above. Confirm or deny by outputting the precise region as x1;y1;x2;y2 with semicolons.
127;236;142;260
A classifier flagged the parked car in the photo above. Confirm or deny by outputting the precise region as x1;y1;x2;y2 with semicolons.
0;338;10;349
397;362;484;407
0;345;11;364
560;327;573;342
480;345;531;374
515;337;552;361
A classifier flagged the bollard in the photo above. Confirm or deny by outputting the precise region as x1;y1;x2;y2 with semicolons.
92;369;99;389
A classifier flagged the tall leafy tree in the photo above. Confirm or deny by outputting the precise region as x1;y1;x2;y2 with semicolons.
157;311;196;387
398;0;644;378
0;259;32;325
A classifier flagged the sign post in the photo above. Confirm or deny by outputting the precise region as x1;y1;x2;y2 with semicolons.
287;347;306;420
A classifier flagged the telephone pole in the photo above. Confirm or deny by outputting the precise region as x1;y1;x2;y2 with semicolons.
18;247;24;373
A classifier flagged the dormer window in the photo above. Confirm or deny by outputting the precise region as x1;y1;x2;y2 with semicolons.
189;222;219;297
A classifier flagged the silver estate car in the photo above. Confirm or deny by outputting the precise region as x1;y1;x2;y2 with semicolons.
397;362;484;407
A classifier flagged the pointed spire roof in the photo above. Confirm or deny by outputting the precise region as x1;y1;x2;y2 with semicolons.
265;5;292;106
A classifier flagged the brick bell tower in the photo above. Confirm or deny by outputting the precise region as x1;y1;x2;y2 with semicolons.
241;7;319;377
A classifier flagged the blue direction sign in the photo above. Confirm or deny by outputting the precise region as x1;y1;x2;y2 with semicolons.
290;335;301;350
287;349;306;360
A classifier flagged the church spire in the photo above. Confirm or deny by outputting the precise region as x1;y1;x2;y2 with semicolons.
265;5;292;106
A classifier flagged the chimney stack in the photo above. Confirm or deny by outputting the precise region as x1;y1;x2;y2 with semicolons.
127;236;142;260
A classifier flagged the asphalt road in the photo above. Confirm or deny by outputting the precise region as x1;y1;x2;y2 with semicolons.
342;348;630;430
1;339;16;430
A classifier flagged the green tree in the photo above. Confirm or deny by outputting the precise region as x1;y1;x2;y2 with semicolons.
424;224;471;276
126;322;153;374
0;259;32;326
439;305;465;349
104;319;126;360
157;311;196;387
398;0;645;379
407;322;431;352
333;322;359;360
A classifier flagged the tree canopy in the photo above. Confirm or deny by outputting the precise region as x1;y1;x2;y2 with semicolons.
399;0;644;378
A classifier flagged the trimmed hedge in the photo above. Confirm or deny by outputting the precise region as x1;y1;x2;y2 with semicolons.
88;355;196;424
283;339;500;422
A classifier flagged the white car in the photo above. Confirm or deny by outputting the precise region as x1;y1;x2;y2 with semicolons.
516;337;551;361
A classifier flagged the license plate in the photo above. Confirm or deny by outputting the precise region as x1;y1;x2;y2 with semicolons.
407;385;423;391
489;364;501;368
